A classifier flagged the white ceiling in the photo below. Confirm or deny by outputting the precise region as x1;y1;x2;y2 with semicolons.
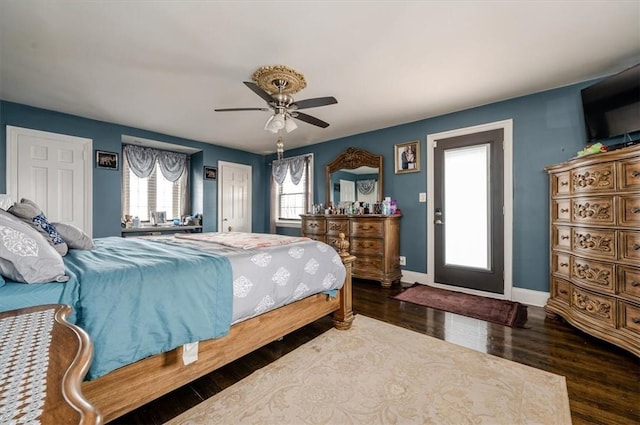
1;1;639;155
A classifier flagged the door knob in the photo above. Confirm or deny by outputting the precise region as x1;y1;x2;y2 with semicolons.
435;219;443;225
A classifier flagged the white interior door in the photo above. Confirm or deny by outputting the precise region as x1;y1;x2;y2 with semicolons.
6;126;93;236
340;179;355;202
218;161;252;233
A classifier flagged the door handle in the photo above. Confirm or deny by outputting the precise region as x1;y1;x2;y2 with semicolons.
435;219;443;225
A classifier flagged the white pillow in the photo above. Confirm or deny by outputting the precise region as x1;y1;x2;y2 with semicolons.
0;194;12;211
53;222;95;250
0;209;68;283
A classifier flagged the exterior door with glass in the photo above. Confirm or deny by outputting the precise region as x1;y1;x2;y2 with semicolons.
433;129;504;294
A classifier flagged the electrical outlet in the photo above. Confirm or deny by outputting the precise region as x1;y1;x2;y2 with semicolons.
419;192;426;202
399;256;406;266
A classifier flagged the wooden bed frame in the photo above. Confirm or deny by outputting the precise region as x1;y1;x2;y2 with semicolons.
81;249;355;422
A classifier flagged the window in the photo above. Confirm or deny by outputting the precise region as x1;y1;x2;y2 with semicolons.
122;150;188;222
273;155;313;227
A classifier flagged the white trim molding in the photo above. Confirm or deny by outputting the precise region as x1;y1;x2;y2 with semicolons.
426;119;514;299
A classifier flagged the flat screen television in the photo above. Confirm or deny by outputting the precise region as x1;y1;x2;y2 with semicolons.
581;63;640;143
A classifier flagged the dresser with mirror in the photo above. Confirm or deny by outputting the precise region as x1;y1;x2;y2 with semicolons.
300;147;402;287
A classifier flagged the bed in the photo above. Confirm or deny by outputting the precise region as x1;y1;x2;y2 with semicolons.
0;226;355;423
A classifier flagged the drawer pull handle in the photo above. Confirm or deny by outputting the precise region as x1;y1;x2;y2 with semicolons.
309;223;318;228
561;181;568;186
631;207;640;214
559;289;568;295
559;262;568;267
632;170;640;178
634;244;640;251
631;281;640;287
561;235;569;240
632;318;640;324
560;208;569;213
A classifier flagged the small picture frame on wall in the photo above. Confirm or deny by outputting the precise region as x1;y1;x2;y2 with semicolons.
95;150;119;170
204;166;217;180
394;141;420;174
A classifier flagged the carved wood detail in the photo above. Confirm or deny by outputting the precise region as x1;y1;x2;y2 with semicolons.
572;262;610;287
572;292;612;319
573;169;612;190
574;231;612;253
325;147;383;205
573;201;611;220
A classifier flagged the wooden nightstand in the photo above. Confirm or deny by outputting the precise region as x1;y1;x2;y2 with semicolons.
0;304;102;424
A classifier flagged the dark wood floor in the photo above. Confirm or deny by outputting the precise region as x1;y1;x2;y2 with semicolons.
112;279;640;425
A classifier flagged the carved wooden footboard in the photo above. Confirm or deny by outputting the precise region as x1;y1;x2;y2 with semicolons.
82;252;355;422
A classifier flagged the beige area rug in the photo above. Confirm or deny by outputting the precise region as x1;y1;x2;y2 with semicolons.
166;316;571;425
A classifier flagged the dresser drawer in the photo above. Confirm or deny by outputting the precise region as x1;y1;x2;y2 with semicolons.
305;234;326;244
618;195;640;227
619;230;640;263
552;199;571;222
551;277;571;304
551;252;571;278
571;256;614;293
572;227;616;260
571;287;616;328
618;265;640;302
618;156;640;190
572;196;614;226
326;218;349;235
552;226;572;250
551;171;571;197
350;219;384;237
618;301;640;337
350;237;383;255
353;255;383;273
302;218;326;235
572;162;615;193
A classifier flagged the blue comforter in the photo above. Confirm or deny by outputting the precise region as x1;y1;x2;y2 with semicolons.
61;237;233;380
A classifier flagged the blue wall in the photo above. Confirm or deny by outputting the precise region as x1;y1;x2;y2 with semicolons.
2;78;637;292
0;101;268;237
272;79;638;292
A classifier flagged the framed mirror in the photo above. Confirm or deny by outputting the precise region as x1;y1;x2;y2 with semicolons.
325;147;383;206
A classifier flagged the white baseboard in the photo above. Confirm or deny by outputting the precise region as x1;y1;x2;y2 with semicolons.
400;270;428;285
399;269;549;307
511;287;549;308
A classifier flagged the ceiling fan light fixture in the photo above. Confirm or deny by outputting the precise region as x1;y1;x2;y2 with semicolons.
285;115;297;133
265;113;286;133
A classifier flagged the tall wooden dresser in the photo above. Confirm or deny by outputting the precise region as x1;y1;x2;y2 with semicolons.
300;214;401;287
545;144;640;356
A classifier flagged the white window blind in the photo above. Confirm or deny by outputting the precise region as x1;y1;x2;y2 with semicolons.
275;155;312;222
122;150;186;221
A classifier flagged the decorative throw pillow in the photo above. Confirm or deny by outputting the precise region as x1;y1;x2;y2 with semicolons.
8;198;68;256
53;222;95;250
0;209;68;283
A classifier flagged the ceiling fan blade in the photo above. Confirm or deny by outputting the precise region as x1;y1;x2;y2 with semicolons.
293;112;330;128
292;96;338;110
214;107;269;112
243;81;274;104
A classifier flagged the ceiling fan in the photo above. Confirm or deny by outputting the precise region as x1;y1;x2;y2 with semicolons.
215;65;337;133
